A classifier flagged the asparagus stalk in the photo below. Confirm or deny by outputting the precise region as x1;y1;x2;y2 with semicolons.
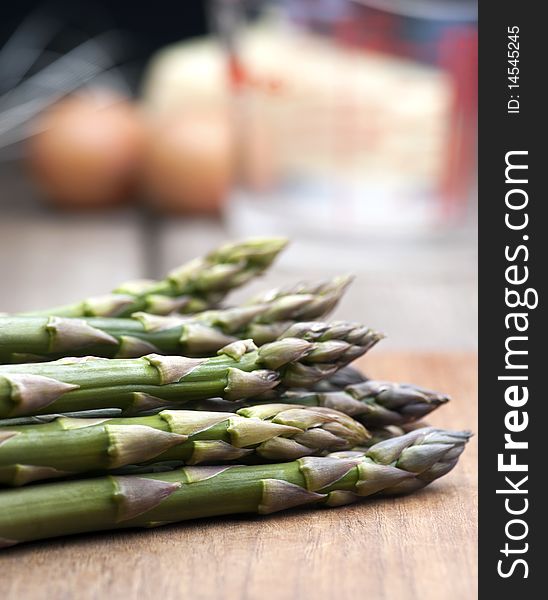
281;381;450;427
0;427;470;548
0;369;369;426
0;378;444;433
0;321;382;418
0;404;369;486
118;379;448;429
0;276;352;362
19;237;288;318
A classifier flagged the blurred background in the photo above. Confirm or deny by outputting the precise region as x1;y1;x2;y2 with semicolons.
0;0;477;350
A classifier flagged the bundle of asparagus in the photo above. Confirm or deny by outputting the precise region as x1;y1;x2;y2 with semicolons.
0;404;370;485
0;428;470;548
0;321;382;418
0;237;471;548
0;275;352;362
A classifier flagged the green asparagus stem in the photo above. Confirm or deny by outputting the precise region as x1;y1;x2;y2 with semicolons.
0;378;443;435
0;276;352;362
0;322;382;418
115;379;448;429
18;237;288;318
0;404;369;486
0;368;368;427
0;427;470;548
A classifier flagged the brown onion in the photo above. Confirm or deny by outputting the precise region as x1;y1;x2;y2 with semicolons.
28;91;144;208
142;109;234;215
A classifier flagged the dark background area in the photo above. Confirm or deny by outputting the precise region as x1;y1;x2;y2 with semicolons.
0;0;208;209
1;0;208;79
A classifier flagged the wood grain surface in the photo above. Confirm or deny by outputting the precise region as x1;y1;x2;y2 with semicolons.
1;353;478;600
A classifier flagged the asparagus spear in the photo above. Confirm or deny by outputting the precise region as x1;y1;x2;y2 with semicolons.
0;378;444;433
0;321;382;418
114;379;448;428
281;381;450;427
0;276;352;362
0;404;369;486
0;427;470;548
19;237;288;318
0;369;369;426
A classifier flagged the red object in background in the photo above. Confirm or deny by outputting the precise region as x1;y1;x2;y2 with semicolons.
221;2;478;224
227;54;248;90
335;10;478;220
335;11;398;53
438;28;478;219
